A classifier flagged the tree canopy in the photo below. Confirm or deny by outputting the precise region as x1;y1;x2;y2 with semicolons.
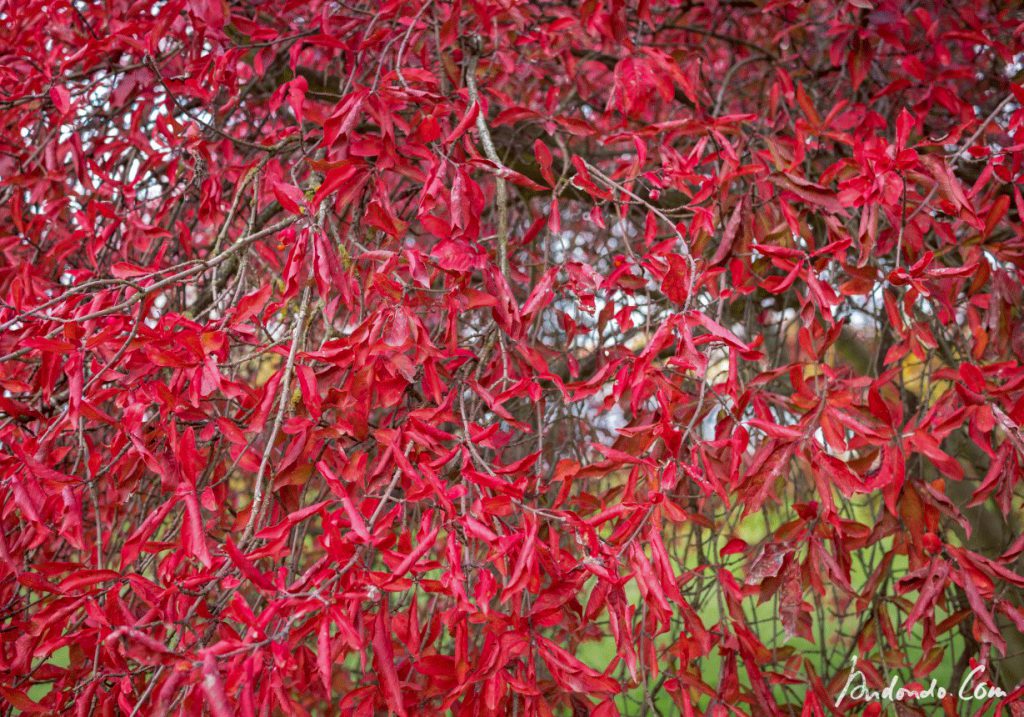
1;0;1024;714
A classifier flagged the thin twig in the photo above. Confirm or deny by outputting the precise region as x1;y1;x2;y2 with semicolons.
464;48;510;279
239;284;313;547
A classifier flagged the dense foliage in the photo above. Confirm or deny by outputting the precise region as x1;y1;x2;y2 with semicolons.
2;0;1024;714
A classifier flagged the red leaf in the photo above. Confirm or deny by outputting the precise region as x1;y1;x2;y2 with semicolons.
389;522;439;579
0;687;46;713
444;101;479;146
224;538;274;590
661;253;691;305
770;173;846;214
535;140;555;187
373;607;407;716
847;37;872;91
318;616;332;695
711;197;744;265
49;86;71;115
182;490;212;568
272;180;306;215
287;76;307;126
200;652;233;717
720;538;748;556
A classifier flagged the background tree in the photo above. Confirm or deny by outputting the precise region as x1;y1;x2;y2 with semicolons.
1;0;1024;715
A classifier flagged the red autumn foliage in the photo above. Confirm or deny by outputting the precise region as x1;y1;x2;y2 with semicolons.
2;0;1024;715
